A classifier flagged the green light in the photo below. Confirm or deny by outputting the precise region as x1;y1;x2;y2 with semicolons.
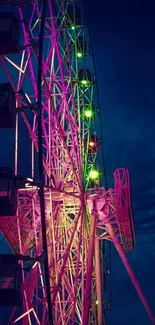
80;79;88;86
77;52;83;58
96;300;99;305
84;108;93;118
89;169;99;180
71;25;76;30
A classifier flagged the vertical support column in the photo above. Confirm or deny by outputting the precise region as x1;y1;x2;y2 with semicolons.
82;200;96;325
106;223;155;324
15;114;18;175
95;236;105;325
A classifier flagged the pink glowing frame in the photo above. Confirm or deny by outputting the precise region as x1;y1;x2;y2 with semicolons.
114;168;135;253
0;1;154;325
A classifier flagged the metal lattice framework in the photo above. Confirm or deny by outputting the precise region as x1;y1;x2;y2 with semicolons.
0;1;107;324
0;1;154;325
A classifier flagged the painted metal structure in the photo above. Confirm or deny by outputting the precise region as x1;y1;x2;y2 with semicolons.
0;1;154;324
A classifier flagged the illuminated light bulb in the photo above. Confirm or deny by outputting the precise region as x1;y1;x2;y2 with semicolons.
79;69;91;87
76;51;83;58
88;135;98;152
71;25;76;30
84;108;93;118
80;79;89;86
89;169;99;180
96;300;99;305
89;141;95;147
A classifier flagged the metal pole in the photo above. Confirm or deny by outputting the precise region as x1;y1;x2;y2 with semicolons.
106;223;155;324
95;236;105;325
82;201;96;325
37;1;54;324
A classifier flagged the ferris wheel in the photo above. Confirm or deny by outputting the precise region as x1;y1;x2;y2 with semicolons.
0;1;154;325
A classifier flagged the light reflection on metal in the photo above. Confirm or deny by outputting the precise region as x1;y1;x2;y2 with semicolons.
12;308;41;324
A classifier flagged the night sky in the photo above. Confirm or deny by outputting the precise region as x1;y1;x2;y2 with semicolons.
85;0;155;324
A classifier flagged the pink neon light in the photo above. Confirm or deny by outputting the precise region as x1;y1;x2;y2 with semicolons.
106;222;155;324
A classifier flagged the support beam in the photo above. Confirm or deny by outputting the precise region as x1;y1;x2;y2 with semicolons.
82;201;96;325
95;236;105;325
106;223;155;324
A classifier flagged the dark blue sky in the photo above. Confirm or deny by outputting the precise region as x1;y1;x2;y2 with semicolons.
85;0;155;324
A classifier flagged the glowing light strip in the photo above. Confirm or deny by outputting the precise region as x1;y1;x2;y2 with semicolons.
25;93;32;103
12;308;40;324
4;56;25;74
